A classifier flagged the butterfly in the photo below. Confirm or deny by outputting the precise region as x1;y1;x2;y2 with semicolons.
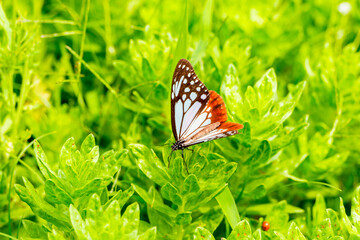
169;58;243;164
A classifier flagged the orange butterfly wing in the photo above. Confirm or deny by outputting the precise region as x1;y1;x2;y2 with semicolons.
182;90;243;147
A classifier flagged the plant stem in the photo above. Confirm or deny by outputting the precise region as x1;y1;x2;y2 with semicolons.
103;0;114;65
74;0;91;111
176;205;185;240
13;57;30;137
176;225;183;240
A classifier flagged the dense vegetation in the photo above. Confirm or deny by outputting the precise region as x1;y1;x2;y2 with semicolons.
1;0;360;239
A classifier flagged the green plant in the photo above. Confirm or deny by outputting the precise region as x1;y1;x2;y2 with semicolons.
14;135;153;239
129;144;237;239
1;0;360;239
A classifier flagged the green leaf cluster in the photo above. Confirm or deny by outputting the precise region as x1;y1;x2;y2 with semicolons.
129;144;236;239
14;135;147;239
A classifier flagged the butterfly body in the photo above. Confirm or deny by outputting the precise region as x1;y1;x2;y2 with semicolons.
170;59;243;153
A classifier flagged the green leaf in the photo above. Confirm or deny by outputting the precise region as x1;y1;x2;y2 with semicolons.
340;197;358;235
169;156;187;186
105;186;134;211
191;207;224;233
190;0;213;65
63;164;78;188
245;86;258;110
80;134;96;156
182;174;200;195
15;177;72;231
161;182;183;206
104;200;121;230
349;234;360;239
45;179;72;206
352;186;360;231
175;212;192;225
154;82;168;100
265;201;289;231
193;227;215;240
254;68;277;114
0;3;12;45
77;146;99;180
69;205;91;240
272;231;286;239
129;144;170;186
201;160;237;186
138;227;157;240
273;81;306;125
132;184;177;218
246;140;271;167
313;218;333;239
148;207;175;237
59;137;77;167
239;122;251;148
216;186;240;229
172;0;188;68
222;64;243;108
22;220;49;239
34;140;57;181
246;184;266;200
253;229;262;240
72;177;111;198
314;152;349;176
313;194;326;225
308;132;331;162
113;60;140;85
142;58;157;81
228;220;252;240
120;202;140;238
98;149;125;178
287;222;306;240
86;193;102;218
270;116;309;150
48;228;67;240
327;209;343;236
137;185;176;237
241;75;306;138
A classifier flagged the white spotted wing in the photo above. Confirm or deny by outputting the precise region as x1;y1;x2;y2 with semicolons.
170;59;243;147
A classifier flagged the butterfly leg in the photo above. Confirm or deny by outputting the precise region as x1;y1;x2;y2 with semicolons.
182;149;189;174
168;150;174;168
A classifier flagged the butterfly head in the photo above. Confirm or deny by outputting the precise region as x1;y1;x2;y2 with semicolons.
171;140;186;151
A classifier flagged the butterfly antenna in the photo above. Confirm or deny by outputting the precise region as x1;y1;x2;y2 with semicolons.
155;142;173;147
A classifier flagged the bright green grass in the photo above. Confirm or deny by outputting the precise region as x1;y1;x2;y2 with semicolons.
1;0;360;239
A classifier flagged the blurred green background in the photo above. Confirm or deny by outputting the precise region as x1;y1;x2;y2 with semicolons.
1;0;360;239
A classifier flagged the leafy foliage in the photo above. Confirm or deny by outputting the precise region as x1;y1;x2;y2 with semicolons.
15;135;150;239
0;0;360;239
129;144;236;239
